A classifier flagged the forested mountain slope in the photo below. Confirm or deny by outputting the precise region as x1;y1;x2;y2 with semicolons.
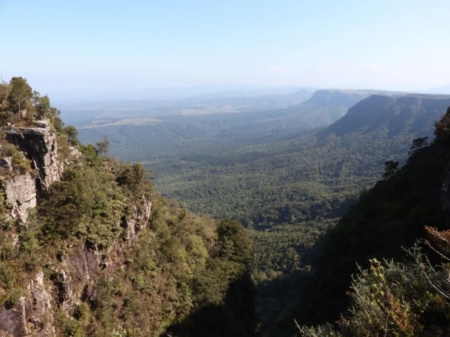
297;107;450;336
324;94;450;138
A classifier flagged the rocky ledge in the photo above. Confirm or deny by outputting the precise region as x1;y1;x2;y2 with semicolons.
1;120;64;221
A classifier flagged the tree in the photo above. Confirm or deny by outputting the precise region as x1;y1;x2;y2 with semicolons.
64;126;79;145
382;160;399;180
435;107;450;145
8;77;32;116
95;136;110;156
408;136;429;156
217;219;253;265
0;80;11;110
32;91;51;118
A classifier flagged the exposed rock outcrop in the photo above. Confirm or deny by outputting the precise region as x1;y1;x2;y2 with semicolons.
0;194;152;337
1;120;64;221
121;196;152;240
6;120;63;191
0;120;155;336
4;173;37;222
0;271;55;337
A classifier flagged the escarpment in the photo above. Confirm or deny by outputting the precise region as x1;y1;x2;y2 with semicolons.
0;200;153;337
0;119;155;336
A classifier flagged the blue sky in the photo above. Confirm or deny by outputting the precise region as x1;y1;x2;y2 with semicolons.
1;0;449;99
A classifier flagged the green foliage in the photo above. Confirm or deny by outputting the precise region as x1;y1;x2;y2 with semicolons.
79;196;256;337
296;108;450;328
0;141;32;174
79;144;100;165
0;77;64;131
0;111;15;125
0;152;256;336
1;141;17;157
95;135;110;156
299;242;450;336
8;77;32;115
63;125;79;145
115;162;149;196
53;116;65;133
39;164;125;247
217;219;252;265
0;186;11;220
0;80;11;110
11;150;31;173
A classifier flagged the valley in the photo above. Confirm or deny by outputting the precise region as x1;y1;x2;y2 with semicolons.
5;2;450;336
2;76;450;336
74;88;450;336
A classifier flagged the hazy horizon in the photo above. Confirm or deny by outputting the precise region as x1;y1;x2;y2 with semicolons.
2;0;450;101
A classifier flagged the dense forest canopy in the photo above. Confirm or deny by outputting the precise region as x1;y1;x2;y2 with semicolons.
299;107;450;336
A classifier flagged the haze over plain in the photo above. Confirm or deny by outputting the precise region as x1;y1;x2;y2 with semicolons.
1;0;450;101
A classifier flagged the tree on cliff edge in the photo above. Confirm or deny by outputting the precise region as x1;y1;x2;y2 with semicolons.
8;77;32;117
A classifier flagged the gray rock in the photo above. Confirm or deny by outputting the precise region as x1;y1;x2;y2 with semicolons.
0;271;55;337
2;119;64;221
121;197;152;240
4;174;37;222
0;119;154;336
6;120;64;191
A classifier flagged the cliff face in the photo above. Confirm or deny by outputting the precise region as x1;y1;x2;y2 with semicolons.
2;120;64;221
0;197;152;337
0;120;152;336
3;174;37;221
0;271;55;337
0;154;152;337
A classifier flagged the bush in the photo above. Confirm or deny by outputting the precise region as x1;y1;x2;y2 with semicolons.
1;141;16;157
11;151;31;173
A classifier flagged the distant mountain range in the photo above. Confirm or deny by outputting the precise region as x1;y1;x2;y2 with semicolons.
323;94;450;138
76;89;379;161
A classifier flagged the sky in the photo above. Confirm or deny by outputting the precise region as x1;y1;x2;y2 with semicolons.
1;0;450;100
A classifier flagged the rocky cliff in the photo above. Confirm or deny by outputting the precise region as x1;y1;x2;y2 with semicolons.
0;115;254;336
0;195;152;337
1;120;64;222
0;121;153;336
0;196;152;337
